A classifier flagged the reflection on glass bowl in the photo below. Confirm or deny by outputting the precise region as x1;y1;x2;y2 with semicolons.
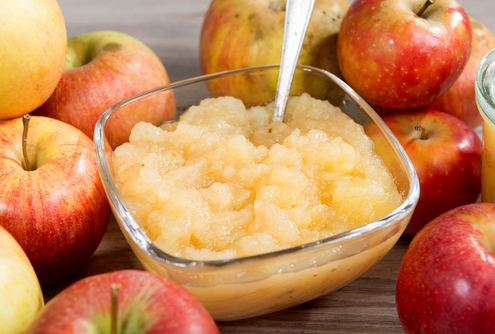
94;65;419;321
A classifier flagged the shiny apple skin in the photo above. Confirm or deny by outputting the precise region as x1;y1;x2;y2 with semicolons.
24;270;220;334
396;203;495;334
337;0;472;111
379;109;482;236
0;116;111;287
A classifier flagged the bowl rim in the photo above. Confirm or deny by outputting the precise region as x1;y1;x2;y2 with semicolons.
94;64;420;269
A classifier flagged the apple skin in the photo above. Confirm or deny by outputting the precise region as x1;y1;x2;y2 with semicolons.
199;0;350;104
368;109;482;236
429;17;495;129
24;270;220;334
0;116;111;287
0;225;44;334
0;0;66;119
396;203;495;333
336;0;472;111
33;30;175;149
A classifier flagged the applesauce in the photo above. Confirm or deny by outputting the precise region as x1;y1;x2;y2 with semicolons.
112;93;401;261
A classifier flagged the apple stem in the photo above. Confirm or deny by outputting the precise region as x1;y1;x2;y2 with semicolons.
414;124;427;140
111;284;121;334
416;0;435;17
22;114;31;171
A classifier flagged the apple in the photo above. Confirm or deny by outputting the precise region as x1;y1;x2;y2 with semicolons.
396;202;495;333
0;115;111;287
0;0;66;120
336;0;472;111
24;270;220;334
199;0;350;104
429;17;495;129
200;0;350;77
0;225;44;334
365;109;482;236
33;30;175;149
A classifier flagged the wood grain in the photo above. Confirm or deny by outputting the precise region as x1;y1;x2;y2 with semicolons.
45;1;494;332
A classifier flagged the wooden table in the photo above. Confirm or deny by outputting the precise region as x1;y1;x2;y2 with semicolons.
45;1;494;333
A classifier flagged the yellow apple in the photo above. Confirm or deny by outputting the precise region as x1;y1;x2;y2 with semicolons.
199;0;349;105
0;225;43;334
0;0;67;120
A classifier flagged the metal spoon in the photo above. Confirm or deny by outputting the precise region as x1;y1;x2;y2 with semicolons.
272;0;316;123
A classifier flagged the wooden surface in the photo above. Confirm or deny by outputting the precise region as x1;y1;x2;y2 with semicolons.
44;1;495;333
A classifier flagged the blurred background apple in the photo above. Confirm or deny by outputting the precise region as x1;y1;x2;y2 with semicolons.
429;17;495;129
199;0;350;104
200;0;350;75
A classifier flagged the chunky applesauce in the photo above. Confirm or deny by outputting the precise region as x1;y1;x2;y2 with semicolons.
113;93;401;260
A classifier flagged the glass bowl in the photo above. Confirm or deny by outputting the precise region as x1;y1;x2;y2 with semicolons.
94;65;419;321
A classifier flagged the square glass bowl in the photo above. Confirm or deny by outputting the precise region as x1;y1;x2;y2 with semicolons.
94;65;419;321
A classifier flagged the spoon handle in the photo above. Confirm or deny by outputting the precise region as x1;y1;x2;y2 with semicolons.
272;0;316;123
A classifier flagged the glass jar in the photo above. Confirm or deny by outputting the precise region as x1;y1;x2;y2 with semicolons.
476;48;495;202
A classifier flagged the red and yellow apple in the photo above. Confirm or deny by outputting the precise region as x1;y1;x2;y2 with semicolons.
337;0;472;111
25;270;220;334
429;17;495;129
0;225;43;334
396;203;495;333
0;0;66;119
0;116;111;287
33;30;175;148
199;0;350;103
367;109;482;236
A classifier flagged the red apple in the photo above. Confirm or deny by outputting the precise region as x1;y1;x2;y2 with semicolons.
368;109;482;236
0;225;44;334
0;0;66;120
429;17;495;129
24;270;220;334
396;202;495;333
199;0;350;104
336;0;472;111
0;116;111;287
33;30;175;148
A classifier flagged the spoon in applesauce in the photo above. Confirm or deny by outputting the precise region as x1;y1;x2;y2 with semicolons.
272;0;316;123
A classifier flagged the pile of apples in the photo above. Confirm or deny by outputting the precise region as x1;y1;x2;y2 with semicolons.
200;0;495;332
0;0;218;333
3;0;495;331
